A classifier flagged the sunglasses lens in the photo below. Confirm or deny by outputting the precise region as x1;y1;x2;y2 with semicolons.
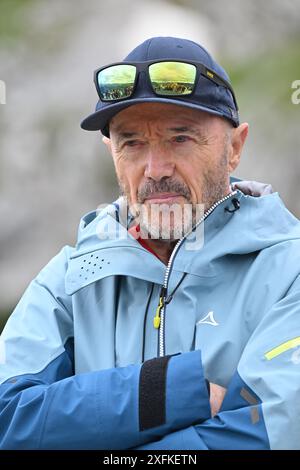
149;62;196;96
97;65;136;101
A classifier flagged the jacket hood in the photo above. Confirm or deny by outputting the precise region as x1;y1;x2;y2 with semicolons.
75;183;300;257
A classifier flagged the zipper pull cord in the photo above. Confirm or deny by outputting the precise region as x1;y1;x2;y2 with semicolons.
153;272;187;329
153;287;166;329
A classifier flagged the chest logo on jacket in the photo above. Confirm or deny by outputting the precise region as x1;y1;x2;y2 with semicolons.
197;311;219;327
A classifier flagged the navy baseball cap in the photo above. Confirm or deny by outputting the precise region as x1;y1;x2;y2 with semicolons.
81;36;239;135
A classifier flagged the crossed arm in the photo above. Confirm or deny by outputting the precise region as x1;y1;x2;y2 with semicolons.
1;248;299;449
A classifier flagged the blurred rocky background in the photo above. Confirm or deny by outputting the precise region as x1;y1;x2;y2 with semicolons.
0;0;300;330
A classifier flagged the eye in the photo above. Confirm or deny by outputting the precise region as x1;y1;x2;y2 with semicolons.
124;139;141;147
173;135;190;143
125;140;138;147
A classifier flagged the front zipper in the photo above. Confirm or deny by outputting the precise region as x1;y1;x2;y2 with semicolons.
154;191;238;357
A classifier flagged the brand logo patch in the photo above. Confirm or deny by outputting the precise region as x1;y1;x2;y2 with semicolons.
197;311;219;327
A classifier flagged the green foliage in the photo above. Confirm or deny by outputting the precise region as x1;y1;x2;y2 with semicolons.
224;36;300;113
0;0;35;40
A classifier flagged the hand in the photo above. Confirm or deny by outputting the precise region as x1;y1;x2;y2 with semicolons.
209;382;227;417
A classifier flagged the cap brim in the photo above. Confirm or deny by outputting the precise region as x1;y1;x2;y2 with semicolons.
80;97;230;134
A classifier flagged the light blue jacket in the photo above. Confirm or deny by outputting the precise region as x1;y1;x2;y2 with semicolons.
1;182;300;449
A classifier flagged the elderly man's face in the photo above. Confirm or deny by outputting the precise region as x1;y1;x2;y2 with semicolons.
104;103;248;240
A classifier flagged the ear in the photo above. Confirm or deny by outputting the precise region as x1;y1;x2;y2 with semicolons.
102;135;112;154
228;122;249;173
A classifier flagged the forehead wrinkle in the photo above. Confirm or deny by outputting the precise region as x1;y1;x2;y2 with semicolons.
114;130;140;145
112;112;211;142
167;125;210;142
115;121;165;140
110;117;140;136
120;131;139;138
167;126;198;134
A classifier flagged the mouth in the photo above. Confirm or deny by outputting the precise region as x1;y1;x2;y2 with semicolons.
144;193;185;204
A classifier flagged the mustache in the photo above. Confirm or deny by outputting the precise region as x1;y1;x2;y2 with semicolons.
137;178;191;202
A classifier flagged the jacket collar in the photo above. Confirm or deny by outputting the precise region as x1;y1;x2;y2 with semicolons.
65;192;243;295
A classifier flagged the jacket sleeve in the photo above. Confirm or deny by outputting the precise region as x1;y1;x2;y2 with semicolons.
136;274;300;450
0;247;211;449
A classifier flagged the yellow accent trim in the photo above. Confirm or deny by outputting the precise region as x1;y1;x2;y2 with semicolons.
265;336;300;360
206;71;214;78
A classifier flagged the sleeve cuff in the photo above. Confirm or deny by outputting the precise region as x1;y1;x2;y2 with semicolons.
138;350;211;437
166;350;211;429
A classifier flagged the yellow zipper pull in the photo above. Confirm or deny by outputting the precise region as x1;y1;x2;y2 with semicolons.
153;298;163;328
153;315;161;329
153;288;165;329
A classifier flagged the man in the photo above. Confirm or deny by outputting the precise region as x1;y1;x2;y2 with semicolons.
0;36;299;450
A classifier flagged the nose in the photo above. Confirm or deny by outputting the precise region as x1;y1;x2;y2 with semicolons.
144;145;175;181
